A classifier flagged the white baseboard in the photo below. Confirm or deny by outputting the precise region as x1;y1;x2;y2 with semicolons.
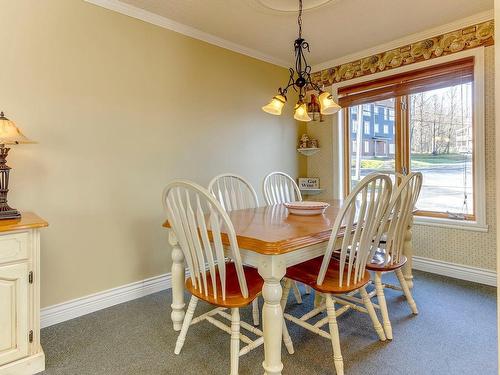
40;273;171;328
40;257;496;329
412;256;497;287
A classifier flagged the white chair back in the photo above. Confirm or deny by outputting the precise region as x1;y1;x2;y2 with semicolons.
208;174;259;212
263;171;302;205
163;180;249;301
374;172;422;266
318;174;393;287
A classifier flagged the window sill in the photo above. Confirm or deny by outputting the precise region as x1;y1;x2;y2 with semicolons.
413;216;488;232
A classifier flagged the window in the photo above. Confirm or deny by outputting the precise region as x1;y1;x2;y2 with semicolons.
374;123;379;133
409;83;473;216
364;122;370;134
352;122;357;133
364;140;370;153
340;56;484;226
347;100;396;190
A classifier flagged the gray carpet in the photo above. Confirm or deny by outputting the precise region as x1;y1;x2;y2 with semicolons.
40;270;497;374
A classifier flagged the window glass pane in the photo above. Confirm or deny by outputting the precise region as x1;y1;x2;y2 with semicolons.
349;98;396;190
409;83;473;216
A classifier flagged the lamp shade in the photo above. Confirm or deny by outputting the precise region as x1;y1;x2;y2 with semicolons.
293;102;312;122
262;95;286;115
319;92;341;115
0;112;35;145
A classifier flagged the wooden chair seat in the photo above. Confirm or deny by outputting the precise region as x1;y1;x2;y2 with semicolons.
286;256;371;294
186;263;263;308
366;249;407;271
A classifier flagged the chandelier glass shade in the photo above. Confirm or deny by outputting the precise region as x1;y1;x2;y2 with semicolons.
262;0;340;121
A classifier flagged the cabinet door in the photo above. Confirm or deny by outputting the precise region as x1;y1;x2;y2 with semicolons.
0;263;29;365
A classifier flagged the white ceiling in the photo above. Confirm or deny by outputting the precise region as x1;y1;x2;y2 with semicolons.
93;0;493;68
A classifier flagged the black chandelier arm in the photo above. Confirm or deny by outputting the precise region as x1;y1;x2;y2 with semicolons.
305;75;323;92
294;39;310;76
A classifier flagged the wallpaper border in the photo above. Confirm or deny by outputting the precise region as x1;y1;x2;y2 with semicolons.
311;20;494;86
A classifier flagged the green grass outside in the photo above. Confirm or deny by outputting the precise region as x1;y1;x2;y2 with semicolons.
355;153;470;170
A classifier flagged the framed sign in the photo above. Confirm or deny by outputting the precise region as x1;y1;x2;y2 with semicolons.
298;177;320;189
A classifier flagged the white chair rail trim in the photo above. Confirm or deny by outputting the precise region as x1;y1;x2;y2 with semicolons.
40;257;496;329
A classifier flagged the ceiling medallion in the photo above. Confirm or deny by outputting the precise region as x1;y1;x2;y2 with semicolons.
256;0;334;12
262;0;340;122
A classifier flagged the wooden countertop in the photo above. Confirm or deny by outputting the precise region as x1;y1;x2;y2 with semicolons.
0;212;48;232
163;200;343;255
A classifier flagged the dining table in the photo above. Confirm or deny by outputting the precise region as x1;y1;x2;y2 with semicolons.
163;199;415;375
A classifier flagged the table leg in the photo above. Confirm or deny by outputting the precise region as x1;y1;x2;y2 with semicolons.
258;255;286;375
402;218;414;289
169;230;185;331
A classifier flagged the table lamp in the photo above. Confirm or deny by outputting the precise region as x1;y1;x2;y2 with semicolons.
0;112;35;219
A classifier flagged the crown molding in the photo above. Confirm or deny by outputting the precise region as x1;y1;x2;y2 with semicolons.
84;0;290;68
312;9;494;72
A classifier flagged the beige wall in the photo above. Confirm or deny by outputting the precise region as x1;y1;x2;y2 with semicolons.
0;0;299;307
306;45;496;271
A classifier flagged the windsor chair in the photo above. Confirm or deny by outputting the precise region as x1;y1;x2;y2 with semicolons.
263;171;302;206
365;172;422;339
282;174;392;375
208;173;261;326
262;171;311;302
163;180;293;374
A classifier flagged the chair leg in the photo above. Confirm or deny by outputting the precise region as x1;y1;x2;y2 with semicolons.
360;286;386;341
230;308;240;375
252;299;260;326
325;294;344;375
280;279;294;354
174;296;198;355
292;281;303;304
374;272;393;340
304;285;312;295
396;268;418;314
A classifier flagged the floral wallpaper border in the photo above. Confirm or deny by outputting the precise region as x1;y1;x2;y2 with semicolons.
311;20;494;86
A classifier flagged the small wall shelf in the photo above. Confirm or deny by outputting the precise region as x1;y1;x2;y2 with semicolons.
297;147;320;156
300;188;324;196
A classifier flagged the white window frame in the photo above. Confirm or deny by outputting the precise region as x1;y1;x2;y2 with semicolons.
364;122;370;134
383;124;389;134
331;47;487;232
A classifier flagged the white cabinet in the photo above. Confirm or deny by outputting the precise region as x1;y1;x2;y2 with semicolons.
0;213;47;375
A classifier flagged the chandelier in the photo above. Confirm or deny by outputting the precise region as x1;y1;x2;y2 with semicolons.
262;0;340;122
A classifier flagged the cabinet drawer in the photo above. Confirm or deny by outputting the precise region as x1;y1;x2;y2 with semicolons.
0;232;29;264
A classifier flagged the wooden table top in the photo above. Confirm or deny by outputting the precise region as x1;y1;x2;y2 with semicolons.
163;200;343;255
0;212;48;232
